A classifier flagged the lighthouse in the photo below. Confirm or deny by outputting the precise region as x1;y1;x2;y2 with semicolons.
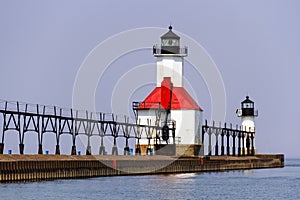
133;26;203;156
236;96;258;154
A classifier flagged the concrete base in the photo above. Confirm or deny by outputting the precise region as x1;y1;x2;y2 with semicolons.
137;144;201;156
155;144;176;156
176;144;202;156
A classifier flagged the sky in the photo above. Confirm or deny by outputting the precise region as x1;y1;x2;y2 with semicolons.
0;0;300;158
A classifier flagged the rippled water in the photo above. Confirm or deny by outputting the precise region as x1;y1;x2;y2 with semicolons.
1;159;299;200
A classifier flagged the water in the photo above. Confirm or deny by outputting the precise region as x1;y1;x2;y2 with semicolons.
1;159;299;200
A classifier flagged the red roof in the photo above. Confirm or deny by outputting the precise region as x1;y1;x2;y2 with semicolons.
137;86;203;111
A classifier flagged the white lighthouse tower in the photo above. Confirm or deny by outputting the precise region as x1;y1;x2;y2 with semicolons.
236;96;258;154
133;26;203;156
155;25;185;87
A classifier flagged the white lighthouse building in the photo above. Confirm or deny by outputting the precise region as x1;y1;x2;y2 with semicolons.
236;96;258;154
133;26;203;156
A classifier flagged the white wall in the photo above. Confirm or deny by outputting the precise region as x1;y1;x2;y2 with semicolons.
156;56;183;87
241;116;255;132
137;110;156;145
171;110;202;145
241;116;256;151
137;110;166;145
194;110;202;145
137;109;202;145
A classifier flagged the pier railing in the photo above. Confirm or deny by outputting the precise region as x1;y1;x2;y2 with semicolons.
0;99;256;157
0;100;176;155
202;120;255;156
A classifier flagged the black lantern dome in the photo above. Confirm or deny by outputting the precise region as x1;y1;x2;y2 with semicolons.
241;96;254;116
160;26;180;54
161;26;180;45
153;26;187;56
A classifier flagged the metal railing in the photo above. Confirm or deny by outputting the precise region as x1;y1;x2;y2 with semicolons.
202;120;255;156
153;45;188;55
0;99;177;156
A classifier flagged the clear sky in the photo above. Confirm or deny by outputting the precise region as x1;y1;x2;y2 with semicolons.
0;0;299;158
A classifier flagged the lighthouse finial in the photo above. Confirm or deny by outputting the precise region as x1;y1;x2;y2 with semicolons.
169;25;172;30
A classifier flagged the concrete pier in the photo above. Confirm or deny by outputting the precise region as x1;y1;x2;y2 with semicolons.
0;154;284;182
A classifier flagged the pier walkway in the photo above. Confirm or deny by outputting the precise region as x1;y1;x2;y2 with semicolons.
0;154;284;182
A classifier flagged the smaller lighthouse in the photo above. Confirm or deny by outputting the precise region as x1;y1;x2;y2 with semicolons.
236;96;258;154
